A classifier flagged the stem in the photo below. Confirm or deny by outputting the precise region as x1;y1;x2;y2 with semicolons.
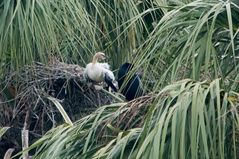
22;108;30;159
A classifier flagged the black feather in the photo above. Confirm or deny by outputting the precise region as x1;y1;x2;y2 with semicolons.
118;63;144;101
104;72;117;92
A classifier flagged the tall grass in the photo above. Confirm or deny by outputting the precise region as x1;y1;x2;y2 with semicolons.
1;0;239;158
134;1;239;91
0;0;94;74
0;0;155;76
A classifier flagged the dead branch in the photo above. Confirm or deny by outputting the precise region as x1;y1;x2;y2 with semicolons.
3;148;15;159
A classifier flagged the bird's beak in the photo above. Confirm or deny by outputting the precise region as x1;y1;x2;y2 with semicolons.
102;55;108;60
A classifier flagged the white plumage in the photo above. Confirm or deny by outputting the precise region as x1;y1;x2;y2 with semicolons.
85;63;115;82
84;52;117;92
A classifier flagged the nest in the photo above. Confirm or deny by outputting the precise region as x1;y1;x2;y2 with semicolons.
0;58;119;157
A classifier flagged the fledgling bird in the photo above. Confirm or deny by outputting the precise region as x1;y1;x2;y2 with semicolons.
84;52;117;92
117;62;144;101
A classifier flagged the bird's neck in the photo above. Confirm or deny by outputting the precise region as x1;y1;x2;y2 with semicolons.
92;56;98;64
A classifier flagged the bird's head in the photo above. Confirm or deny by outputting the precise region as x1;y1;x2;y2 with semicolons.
119;63;133;74
92;52;107;63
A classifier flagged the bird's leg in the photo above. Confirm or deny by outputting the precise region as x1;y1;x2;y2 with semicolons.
108;87;112;93
94;85;103;90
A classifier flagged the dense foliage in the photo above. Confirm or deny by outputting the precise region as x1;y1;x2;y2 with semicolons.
0;0;238;158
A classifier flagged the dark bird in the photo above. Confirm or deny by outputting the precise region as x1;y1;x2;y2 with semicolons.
117;62;144;101
84;52;117;92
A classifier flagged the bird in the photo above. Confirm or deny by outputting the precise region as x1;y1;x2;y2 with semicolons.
117;62;144;101
84;52;117;92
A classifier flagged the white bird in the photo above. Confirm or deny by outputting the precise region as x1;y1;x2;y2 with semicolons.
84;52;117;92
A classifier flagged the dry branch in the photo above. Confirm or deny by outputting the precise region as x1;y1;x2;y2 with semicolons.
3;148;14;159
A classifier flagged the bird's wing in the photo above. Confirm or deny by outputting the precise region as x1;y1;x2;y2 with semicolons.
104;72;117;92
104;69;115;80
99;63;110;70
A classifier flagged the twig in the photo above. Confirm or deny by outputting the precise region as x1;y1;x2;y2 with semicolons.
3;148;15;159
22;108;30;159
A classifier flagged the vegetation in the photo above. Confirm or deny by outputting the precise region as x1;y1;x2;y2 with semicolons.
0;0;238;158
21;79;239;158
